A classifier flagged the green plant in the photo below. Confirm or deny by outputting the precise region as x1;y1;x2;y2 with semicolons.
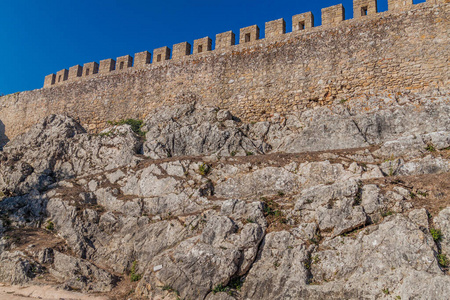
312;255;321;264
438;254;448;267
108;119;146;136
388;165;394;177
382;288;390;295
277;190;285;197
46;221;54;231
161;285;179;296
228;277;243;291
395;296;401;299
425;143;436;152
245;151;254;156
198;163;210;176
230;151;237;156
130;261;142;282
273;261;280;269
212;283;226;294
430;228;442;242
417;191;428;197
98;131;112;137
381;211;394;217
409;192;416;199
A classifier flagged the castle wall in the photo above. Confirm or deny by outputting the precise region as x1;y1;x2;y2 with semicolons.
0;2;449;143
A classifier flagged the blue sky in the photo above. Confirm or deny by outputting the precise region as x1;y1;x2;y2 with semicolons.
0;0;425;95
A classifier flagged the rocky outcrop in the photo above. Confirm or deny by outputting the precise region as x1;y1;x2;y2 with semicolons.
0;92;449;299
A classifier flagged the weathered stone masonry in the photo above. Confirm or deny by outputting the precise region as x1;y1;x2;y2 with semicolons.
0;1;449;145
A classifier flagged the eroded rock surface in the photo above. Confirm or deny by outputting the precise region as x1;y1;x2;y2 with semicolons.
0;93;449;299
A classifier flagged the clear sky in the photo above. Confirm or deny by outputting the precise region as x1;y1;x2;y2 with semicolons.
0;0;425;95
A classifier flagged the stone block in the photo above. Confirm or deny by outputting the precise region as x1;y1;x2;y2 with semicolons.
322;4;345;26
240;25;260;44
44;74;55;87
265;18;286;39
292;12;314;31
153;47;171;64
68;65;82;81
216;31;235;50
354;0;378;18
388;0;413;11
82;62;99;77
116;55;133;70
99;59;116;74
172;42;191;60
193;37;212;54
55;69;68;84
134;51;151;68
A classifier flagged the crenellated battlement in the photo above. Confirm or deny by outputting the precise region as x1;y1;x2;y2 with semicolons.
0;0;446;146
43;0;448;88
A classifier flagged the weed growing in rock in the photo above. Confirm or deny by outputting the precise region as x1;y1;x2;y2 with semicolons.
417;191;428;197
198;163;210;176
161;285;180;296
382;288;390;295
381;211;394;217
46;221;54;231
430;228;442;242
245;151;254;156
312;254;321;264
212;283;226;294
438;254;449;267
425;143;436;152
230;151;237;156
130;261;142;282
273;261;280;269
228;277;243;291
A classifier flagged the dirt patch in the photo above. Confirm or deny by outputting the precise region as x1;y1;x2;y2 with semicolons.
0;283;108;300
364;172;450;217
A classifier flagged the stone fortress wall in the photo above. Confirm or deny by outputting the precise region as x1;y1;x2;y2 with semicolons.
43;0;445;88
0;0;449;146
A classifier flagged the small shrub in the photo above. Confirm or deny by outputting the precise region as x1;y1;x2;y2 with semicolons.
46;221;54;231
277;191;285;197
430;228;442;242
340;99;348;104
438;253;449;267
245;151;254;156
198;163;210;176
108;119;146;136
130;261;142;282
230;151;237;157
382;288;390;295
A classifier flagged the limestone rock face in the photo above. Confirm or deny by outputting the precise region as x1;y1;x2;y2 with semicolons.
0;114;142;195
141;103;267;159
0;93;450;299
